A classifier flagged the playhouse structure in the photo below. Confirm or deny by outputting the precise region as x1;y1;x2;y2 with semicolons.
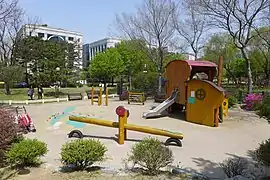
143;60;226;127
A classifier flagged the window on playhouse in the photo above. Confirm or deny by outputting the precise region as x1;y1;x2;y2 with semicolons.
193;72;208;80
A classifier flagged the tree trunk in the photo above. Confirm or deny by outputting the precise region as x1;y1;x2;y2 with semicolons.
5;81;11;95
111;77;114;86
129;75;132;90
25;62;29;86
158;47;164;94
265;73;270;86
241;49;253;93
103;79;107;94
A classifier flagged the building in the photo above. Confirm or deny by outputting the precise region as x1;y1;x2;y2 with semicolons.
83;37;122;68
182;53;196;60
18;24;83;68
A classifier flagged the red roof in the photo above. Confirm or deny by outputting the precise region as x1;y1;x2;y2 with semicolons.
184;60;217;67
165;59;218;68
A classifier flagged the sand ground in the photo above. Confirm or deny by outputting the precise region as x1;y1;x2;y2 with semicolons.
13;98;270;179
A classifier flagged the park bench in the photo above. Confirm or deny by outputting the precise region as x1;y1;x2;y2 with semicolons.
67;93;83;101
85;90;99;99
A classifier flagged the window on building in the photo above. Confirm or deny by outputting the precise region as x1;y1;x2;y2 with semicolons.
61;36;66;40
104;44;107;49
77;38;80;42
38;33;44;38
68;37;74;41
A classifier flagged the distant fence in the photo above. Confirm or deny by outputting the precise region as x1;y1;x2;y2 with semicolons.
0;94;119;105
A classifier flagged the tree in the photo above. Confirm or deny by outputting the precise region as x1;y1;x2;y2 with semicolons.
196;0;270;93
249;27;270;85
14;37;80;87
89;48;125;92
115;0;177;94
13;36;44;85
173;0;209;60
117;40;156;89
164;52;185;67
203;33;240;84
0;0;24;94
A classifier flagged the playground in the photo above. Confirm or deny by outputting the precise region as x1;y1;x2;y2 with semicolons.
23;98;270;178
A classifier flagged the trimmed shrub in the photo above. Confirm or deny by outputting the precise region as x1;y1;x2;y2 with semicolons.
0;108;20;167
256;95;270;122
244;93;263;110
61;139;107;170
220;157;248;178
127;137;173;175
6;138;48;166
253;138;270;167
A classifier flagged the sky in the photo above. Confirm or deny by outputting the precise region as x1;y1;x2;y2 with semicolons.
19;0;143;43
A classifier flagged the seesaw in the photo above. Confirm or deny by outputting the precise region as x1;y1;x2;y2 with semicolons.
68;106;184;147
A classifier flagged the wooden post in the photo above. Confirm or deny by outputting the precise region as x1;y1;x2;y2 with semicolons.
123;110;128;140
98;87;102;106
218;56;223;87
105;88;108;106
91;86;94;105
118;114;125;145
215;56;224;127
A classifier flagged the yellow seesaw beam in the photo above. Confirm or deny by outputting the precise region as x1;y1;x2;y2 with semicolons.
69;116;183;140
69;116;119;128
124;124;183;139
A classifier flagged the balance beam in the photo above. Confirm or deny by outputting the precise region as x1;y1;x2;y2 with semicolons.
68;106;183;146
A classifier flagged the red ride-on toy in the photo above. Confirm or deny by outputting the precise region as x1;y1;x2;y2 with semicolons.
16;106;36;133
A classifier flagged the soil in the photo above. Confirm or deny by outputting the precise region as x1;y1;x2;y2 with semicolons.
6;99;270;179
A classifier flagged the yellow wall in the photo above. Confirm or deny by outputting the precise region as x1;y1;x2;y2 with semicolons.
186;80;224;127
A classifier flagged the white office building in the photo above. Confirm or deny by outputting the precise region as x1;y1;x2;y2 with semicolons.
18;24;83;68
83;37;121;68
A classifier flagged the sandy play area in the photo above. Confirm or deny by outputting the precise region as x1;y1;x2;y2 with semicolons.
21;98;270;179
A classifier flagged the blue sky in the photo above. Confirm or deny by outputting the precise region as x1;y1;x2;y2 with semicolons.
19;0;142;43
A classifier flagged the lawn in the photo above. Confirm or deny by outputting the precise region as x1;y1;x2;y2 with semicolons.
0;86;117;100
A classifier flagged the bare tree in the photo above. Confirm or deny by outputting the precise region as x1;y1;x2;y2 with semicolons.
173;0;209;60
0;0;24;94
115;0;177;94
196;0;270;93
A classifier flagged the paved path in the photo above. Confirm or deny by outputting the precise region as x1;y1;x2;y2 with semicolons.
24;99;270;179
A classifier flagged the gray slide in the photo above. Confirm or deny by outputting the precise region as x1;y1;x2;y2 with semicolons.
142;90;178;118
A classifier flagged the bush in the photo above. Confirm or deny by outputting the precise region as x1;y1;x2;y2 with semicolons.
244;93;263;111
132;72;158;92
256;95;270;122
0;108;20;167
6;138;48;166
61;139;107;170
253;138;270;167
127;137;173;175
0;108;19;149
220;157;248;178
228;95;238;108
